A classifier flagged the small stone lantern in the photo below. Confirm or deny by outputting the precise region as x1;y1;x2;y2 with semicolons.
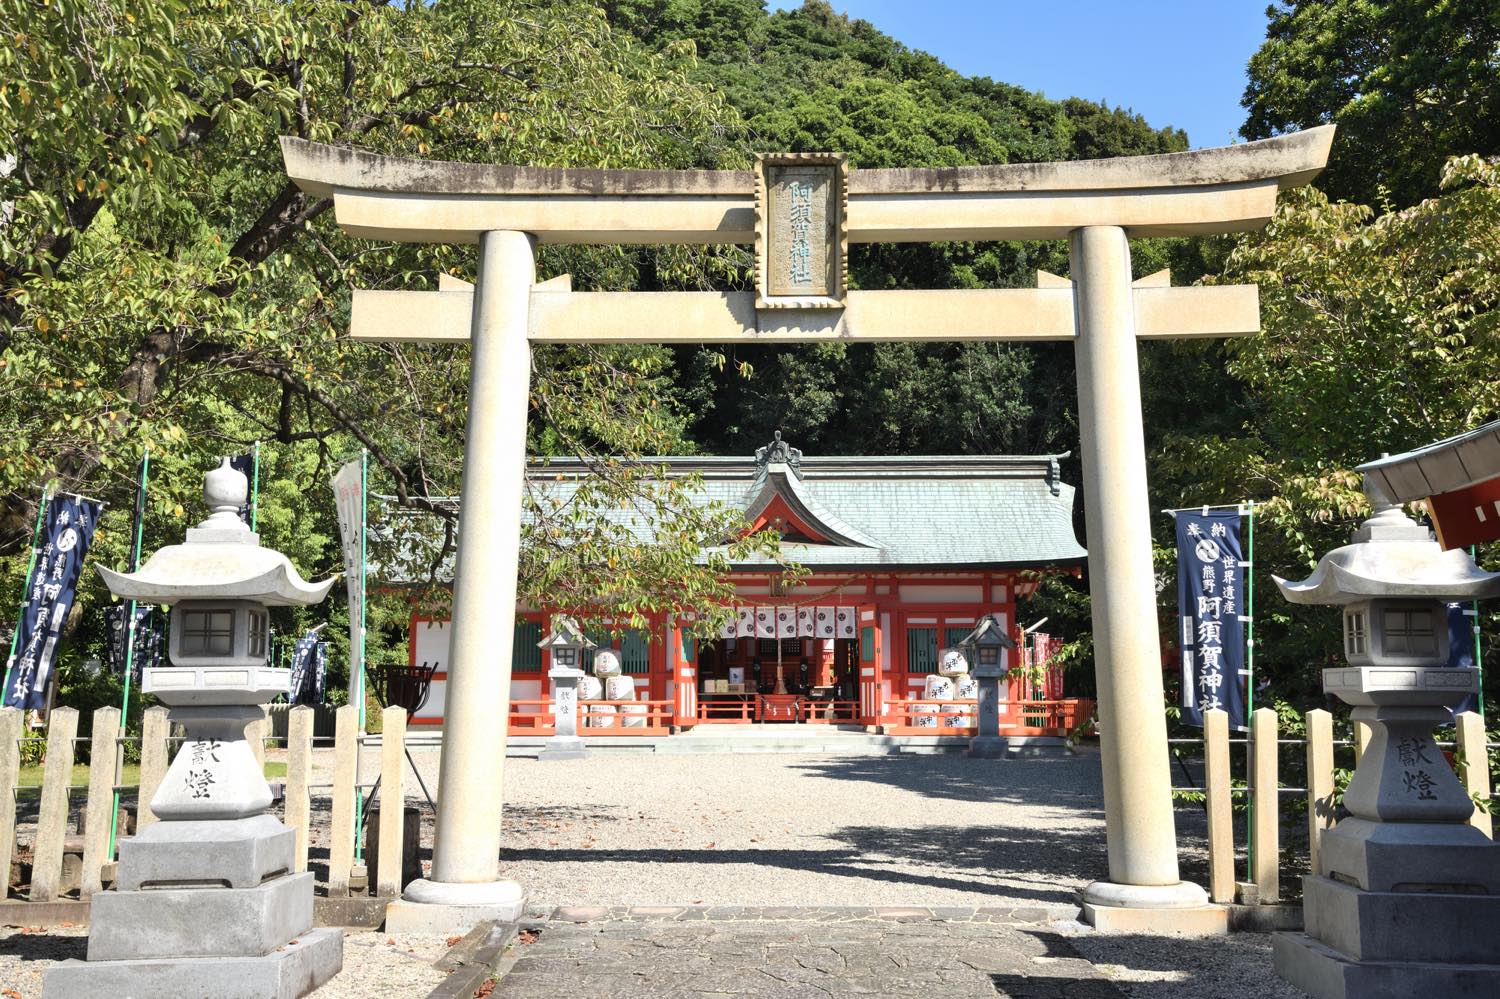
537;616;593;760
957;614;1017;757
47;459;341;997
1272;481;1500;997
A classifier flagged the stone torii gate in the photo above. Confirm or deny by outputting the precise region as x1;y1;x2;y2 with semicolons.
281;126;1334;932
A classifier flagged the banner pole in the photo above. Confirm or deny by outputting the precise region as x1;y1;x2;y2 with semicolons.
354;448;369;864
1474;545;1485;720
2;486;53;699
250;440;261;532
110;446;151;858
1244;500;1256;887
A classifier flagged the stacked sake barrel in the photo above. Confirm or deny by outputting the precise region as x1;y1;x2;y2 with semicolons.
588;649;645;728
942;650;976;728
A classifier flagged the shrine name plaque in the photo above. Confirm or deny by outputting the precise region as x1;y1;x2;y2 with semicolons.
755;152;848;309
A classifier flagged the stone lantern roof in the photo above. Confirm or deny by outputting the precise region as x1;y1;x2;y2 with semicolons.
96;457;334;607
1274;480;1500;606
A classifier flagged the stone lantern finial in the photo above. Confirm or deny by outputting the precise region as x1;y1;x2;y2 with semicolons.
204;456;248;517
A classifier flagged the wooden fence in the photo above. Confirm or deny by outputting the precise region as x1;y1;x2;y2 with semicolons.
0;703;416;907
1183;706;1495;905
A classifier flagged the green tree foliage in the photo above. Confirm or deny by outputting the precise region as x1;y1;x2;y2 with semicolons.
0;0;782;703
1242;0;1500;207
1156;156;1500;699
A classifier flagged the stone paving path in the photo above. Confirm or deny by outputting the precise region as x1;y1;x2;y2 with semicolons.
493;909;1127;999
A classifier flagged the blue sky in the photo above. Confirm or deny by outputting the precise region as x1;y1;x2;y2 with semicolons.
768;1;1271;149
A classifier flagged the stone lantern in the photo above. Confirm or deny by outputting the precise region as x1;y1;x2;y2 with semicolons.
958;614;1017;757
537;616;594;760
1272;481;1500;998
47;459;340;998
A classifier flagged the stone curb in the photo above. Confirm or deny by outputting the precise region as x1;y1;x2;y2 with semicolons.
536;904;1064;924
0;894;391;929
424;919;516;999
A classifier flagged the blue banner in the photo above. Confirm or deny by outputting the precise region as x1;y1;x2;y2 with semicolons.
106;603;163;683
229;451;255;525
288;634;328;705
1446;602;1478;715
5;495;101;710
1176;510;1248;729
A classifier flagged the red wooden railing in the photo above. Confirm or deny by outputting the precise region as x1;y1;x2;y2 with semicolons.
505;699;673;736
881;697;1095;737
696;698;759;723
882;699;979;735
800;699;860;724
579;699;672;735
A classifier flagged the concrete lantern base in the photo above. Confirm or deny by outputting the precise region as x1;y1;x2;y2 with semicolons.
537;736;589;761
116;814;293;891
1079;880;1226;934
46;926;342;999
965;735;1012;758
1273;931;1500;999
385;877;526;934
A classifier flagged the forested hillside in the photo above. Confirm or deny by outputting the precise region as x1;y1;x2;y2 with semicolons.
605;0;1195;459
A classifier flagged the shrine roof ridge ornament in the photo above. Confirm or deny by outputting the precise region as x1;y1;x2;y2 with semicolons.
279;126;1334;245
281;127;1332;199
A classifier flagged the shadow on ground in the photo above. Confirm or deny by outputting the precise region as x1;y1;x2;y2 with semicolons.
787;752;1106;809
495;816;1109;906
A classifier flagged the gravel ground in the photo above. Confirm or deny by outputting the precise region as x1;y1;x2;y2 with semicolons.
344;748;1121;911
1057;920;1305;999
0;924;85;999
295;744;1219;910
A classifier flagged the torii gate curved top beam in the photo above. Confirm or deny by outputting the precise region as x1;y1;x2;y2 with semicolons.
280;126;1335;245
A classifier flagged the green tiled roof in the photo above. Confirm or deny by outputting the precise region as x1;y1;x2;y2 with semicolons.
372;449;1086;583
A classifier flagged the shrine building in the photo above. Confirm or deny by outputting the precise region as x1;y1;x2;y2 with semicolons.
381;436;1091;737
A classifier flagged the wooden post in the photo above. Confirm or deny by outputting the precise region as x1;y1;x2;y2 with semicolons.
376;705;407;897
249;705;269;774
1456;711;1493;839
285;706;314;872
30;707;78;902
136;706;169;831
1305;708;1335;873
329;704;358;896
1251;706;1280;903
81;707;120;897
1203;708;1234;904
0;708;20;899
1353;719;1372;767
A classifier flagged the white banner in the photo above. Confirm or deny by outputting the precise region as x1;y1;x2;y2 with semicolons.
836;607;856;638
331;458;365;707
735;606;755;638
815;606;836;638
755;606;775;638
797;607;816;637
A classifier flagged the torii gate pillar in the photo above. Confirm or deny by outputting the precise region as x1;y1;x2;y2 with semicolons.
385;230;534;930
1071;226;1208;918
